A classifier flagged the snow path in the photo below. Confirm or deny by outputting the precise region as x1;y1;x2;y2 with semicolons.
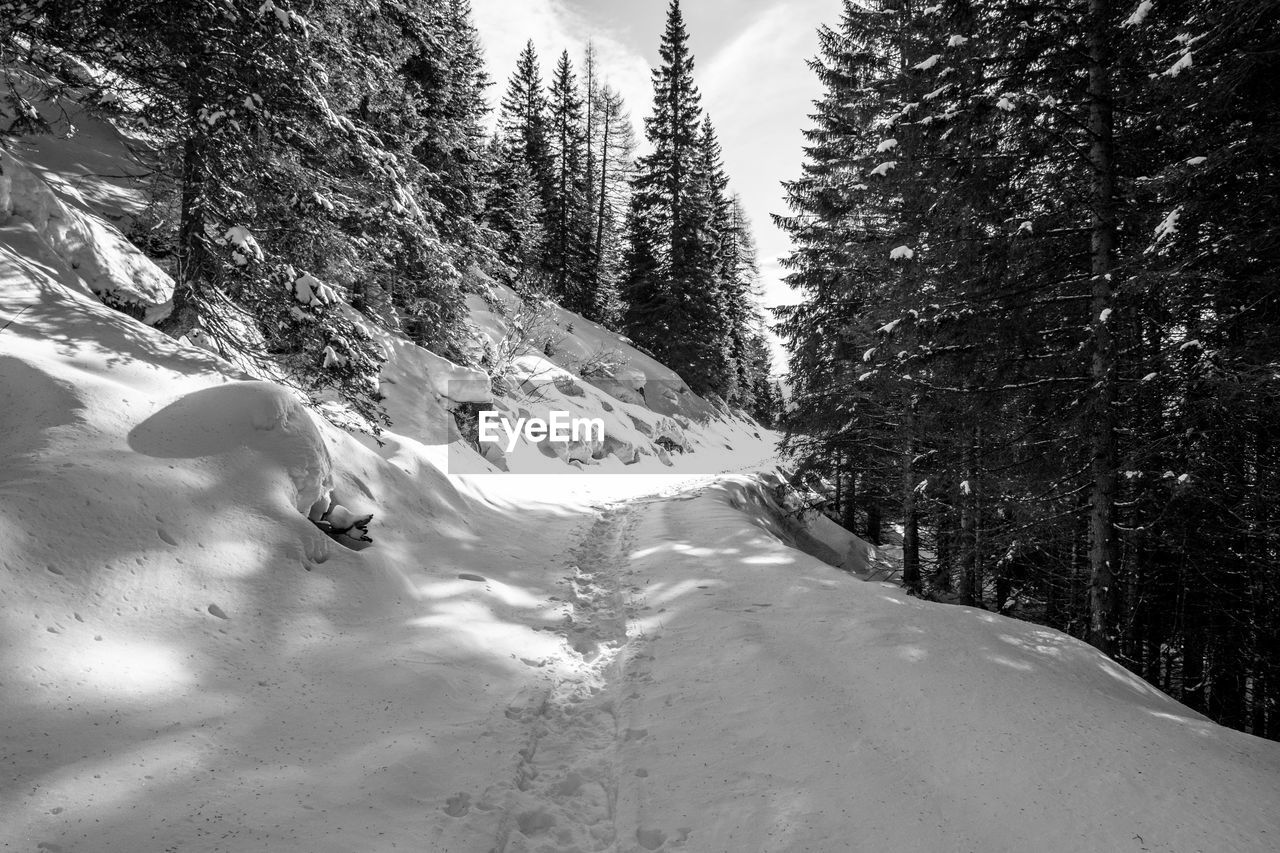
492;504;641;852
457;481;724;853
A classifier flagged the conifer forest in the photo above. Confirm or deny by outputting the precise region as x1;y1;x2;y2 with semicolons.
778;0;1280;738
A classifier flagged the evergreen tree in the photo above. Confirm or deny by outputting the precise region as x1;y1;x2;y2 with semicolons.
496;40;556;268
545;50;594;314
483;133;546;294
624;0;736;397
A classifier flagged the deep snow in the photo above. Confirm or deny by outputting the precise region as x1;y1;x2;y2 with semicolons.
4;94;1280;853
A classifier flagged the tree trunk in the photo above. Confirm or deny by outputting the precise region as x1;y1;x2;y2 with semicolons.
156;92;209;341
1209;635;1246;730
901;400;921;594
865;501;883;547
1141;549;1165;687
595;97;611;287
1180;555;1206;712
960;431;981;607
842;462;860;533
933;501;953;593
1085;0;1120;655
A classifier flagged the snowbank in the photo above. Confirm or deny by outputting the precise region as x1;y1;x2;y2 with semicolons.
1;149;172;317
590;477;1280;852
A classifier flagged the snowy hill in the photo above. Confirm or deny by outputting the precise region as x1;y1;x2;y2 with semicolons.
4;101;1280;853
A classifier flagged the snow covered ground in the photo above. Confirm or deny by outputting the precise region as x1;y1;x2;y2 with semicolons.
4;101;1280;853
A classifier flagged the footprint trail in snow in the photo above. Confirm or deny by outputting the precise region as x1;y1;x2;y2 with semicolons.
491;503;666;853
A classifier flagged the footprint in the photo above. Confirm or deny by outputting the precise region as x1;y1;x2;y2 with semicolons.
637;827;668;850
516;809;556;836
157;528;178;546
304;536;332;564
207;604;229;620
552;772;583;796
443;792;471;817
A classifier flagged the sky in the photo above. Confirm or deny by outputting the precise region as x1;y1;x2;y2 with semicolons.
470;0;845;374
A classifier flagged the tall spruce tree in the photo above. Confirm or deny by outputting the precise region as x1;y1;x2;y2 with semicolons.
545;50;594;314
497;41;556;268
624;0;734;396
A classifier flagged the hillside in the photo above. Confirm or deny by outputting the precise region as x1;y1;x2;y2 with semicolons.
4;59;1280;853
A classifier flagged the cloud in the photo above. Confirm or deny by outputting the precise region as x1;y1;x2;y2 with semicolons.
701;3;813;119
697;1;831;374
699;2;822;297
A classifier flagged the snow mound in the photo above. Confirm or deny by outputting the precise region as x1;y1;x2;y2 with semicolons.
128;380;333;515
1;150;172;317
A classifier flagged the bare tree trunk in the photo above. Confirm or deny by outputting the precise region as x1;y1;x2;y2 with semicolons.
583;43;596;203
1086;0;1120;654
595;95;612;284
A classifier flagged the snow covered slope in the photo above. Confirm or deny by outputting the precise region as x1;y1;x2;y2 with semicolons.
4;112;1280;853
0;207;767;852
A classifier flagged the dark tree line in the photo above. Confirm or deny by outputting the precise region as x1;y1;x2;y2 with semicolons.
779;0;1280;738
2;0;779;428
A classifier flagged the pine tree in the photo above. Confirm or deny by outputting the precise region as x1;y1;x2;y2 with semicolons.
497;40;556;273
483;133;546;294
624;0;736;397
545;50;594;314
